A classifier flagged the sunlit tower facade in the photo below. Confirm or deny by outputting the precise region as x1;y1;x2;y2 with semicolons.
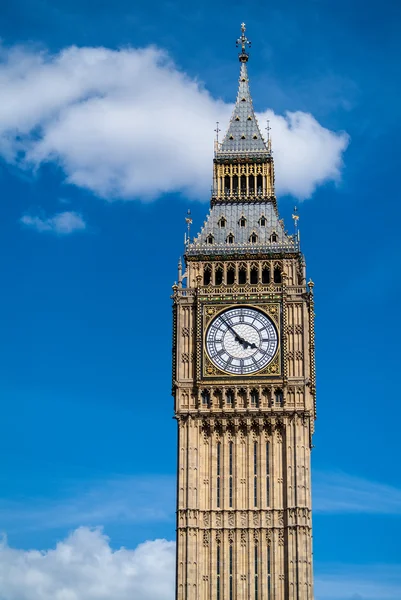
172;24;316;600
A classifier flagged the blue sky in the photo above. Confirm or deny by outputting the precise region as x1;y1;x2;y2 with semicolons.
0;0;400;598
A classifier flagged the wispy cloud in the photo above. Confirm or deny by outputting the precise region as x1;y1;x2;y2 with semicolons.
313;471;401;514
0;476;175;533
315;563;401;599
0;44;349;201
1;471;399;534
20;210;86;234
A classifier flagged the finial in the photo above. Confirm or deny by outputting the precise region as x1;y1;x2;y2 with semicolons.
214;121;221;143
292;206;300;247
178;257;183;286
265;120;272;153
185;209;193;246
236;23;251;62
265;120;271;143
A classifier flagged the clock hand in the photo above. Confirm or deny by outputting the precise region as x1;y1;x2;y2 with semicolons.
221;319;259;350
241;339;257;350
222;319;246;345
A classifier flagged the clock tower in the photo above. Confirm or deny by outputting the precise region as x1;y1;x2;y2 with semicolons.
172;24;316;600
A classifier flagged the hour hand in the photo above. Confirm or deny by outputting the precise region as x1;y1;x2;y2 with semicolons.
242;340;257;350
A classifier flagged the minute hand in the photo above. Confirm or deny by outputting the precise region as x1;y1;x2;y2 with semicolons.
222;319;246;344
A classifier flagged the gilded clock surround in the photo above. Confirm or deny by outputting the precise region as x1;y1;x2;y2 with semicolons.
172;24;316;600
201;303;281;379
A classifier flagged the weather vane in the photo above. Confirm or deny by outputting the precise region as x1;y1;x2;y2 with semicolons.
236;23;251;61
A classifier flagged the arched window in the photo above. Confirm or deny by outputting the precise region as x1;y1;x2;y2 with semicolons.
270;232;278;243
250;389;259;407
206;234;214;245
203;266;211;286
215;266;223;286
250;232;258;243
262;267;270;284
274;267;282;284
239;265;247;284
250;266;258;284
233;174;238;193
239;216;246;227
226;389;234;405
218;216;226;228
201;389;210;407
227;265;235;284
275;389;283;406
259;216;266;226
227;233;235;245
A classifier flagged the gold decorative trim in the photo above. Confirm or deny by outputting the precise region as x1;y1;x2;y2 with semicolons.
199;301;282;380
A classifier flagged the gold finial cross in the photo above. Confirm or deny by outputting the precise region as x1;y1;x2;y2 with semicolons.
236;23;251;60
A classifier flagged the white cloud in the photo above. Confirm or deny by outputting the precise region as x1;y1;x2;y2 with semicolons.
313;471;401;514
0;44;349;201
20;211;86;234
260;109;349;198
0;527;175;600
0;528;399;600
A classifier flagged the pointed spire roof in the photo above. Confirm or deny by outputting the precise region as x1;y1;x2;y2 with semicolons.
217;24;268;157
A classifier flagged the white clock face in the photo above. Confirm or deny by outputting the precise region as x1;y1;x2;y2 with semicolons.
205;306;278;375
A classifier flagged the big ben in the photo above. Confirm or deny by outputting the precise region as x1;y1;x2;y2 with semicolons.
172;24;316;600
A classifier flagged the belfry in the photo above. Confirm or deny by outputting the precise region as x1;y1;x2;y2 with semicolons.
172;24;316;600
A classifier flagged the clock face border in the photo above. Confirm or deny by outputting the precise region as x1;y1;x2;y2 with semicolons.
200;302;282;381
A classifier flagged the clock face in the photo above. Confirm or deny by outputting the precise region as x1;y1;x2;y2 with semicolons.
205;306;278;375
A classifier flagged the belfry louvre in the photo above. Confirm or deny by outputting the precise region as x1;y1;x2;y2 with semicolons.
172;24;316;600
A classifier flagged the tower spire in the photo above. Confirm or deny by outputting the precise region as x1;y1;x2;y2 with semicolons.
218;25;267;156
